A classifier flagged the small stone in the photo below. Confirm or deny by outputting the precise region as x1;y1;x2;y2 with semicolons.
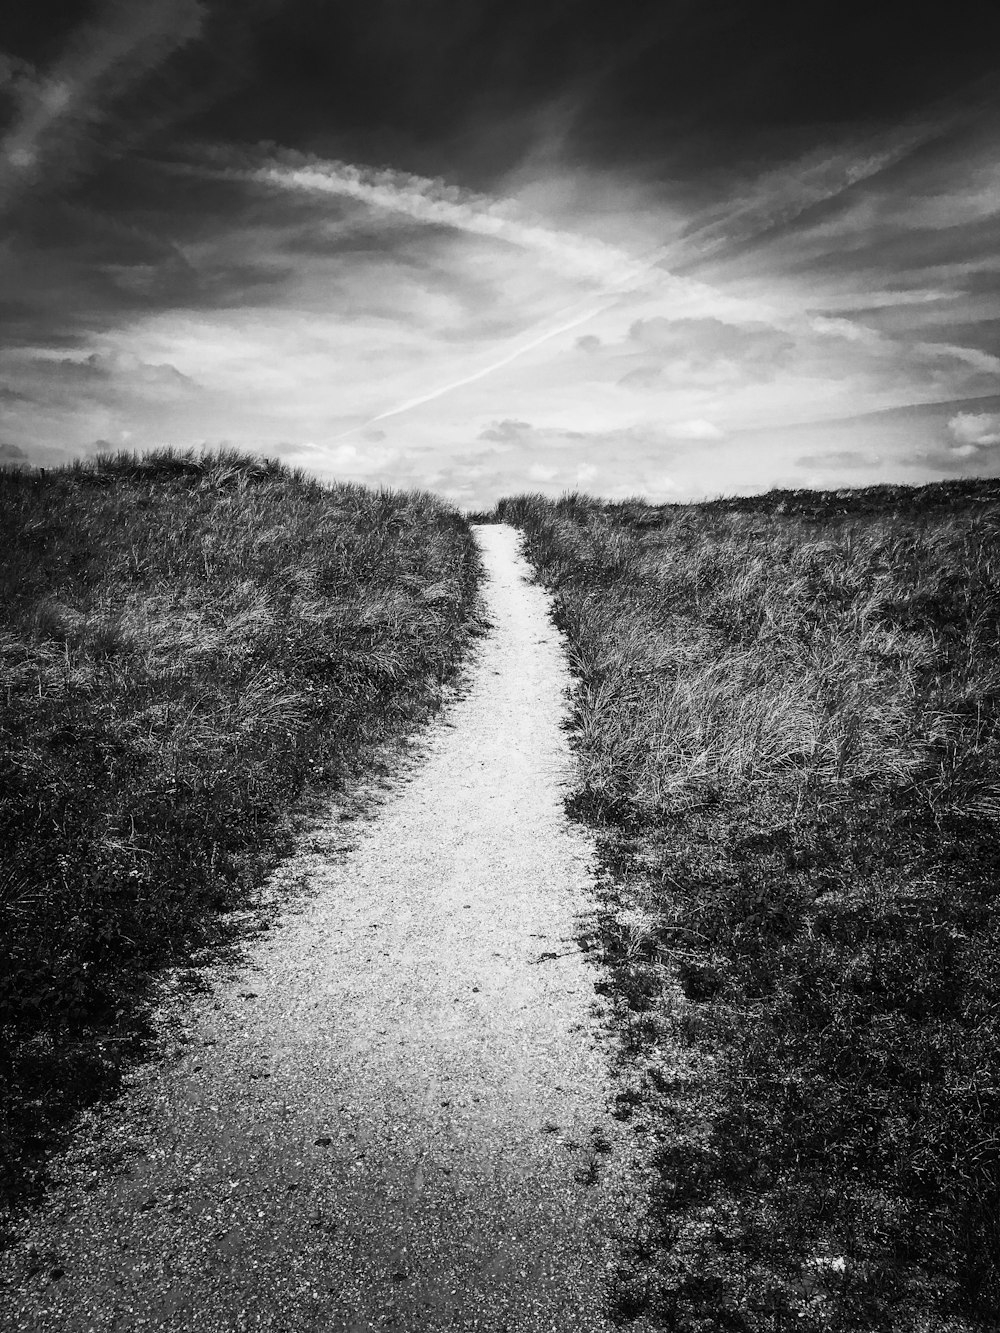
314;1136;333;1146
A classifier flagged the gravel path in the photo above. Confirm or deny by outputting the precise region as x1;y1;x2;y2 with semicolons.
1;524;645;1333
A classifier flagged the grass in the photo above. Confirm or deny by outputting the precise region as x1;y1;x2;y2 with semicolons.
0;448;482;1228
498;479;1000;1332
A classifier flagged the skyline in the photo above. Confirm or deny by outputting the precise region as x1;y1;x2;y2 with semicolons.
2;1;999;506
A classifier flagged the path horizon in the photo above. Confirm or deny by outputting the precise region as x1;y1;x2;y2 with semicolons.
1;524;648;1333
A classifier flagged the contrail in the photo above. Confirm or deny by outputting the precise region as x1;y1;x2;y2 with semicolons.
377;302;606;419
328;298;608;442
327;264;798;440
347;257;805;434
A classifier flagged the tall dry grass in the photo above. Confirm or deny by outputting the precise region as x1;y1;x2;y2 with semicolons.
1;449;481;1217
500;483;1000;1332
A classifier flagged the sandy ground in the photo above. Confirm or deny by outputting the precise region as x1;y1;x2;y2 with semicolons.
0;524;648;1333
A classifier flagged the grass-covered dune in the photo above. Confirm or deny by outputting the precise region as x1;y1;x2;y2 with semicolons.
0;450;481;1217
500;481;1000;1332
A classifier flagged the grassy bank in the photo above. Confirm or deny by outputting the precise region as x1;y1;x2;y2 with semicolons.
500;481;1000;1332
0;450;481;1221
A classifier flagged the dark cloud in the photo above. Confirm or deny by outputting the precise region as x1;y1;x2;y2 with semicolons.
479;419;533;443
902;445;1000;478
0;1;208;218
3;351;193;411
6;2;997;204
158;1;1000;186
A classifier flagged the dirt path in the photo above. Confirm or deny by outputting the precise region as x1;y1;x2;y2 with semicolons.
1;524;645;1333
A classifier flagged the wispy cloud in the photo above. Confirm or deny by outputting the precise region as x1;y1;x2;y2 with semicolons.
192;147;653;289
173;148;676;434
669;104;976;268
182;146;844;435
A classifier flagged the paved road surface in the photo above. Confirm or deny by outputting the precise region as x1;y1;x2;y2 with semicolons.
0;524;646;1332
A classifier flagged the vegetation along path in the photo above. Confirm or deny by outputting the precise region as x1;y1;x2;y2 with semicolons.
1;523;645;1333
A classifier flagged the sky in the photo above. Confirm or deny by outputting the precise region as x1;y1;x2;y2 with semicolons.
1;1;999;507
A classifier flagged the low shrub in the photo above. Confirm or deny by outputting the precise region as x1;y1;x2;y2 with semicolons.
0;449;481;1217
504;480;1000;1331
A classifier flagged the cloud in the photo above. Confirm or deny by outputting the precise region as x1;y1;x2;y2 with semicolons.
795;450;882;470
645;474;677;499
663;419;724;440
0;52;37;99
809;315;883;346
177;147;799;436
479;418;533;442
631;316;794;361
528;463;558;482
921;342;1000;375
948;411;1000;450
820;288;963;312
0;0;206;213
617;365;664;389
617;316;796;390
249;439;317;459
196;146;651;289
672;119;941;265
0;441;28;463
3;349;192;405
320;441;397;476
467;420;697;494
167;147;818;438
